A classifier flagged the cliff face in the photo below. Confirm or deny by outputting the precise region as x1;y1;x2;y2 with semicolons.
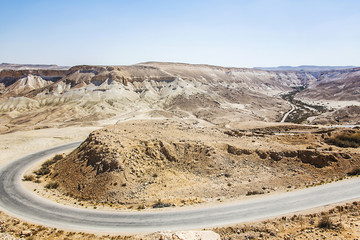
0;69;67;87
39;62;322;94
63;65;176;86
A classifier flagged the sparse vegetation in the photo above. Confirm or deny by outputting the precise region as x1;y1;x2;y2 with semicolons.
34;154;63;176
53;154;64;161
224;173;231;178
152;199;171;208
214;201;360;239
34;179;42;183
33;167;50;176
45;182;59;189
22;174;35;181
326;131;360;148
280;87;327;123
317;216;333;229
0;209;135;239
137;204;145;210
246;190;264;196
348;168;360;176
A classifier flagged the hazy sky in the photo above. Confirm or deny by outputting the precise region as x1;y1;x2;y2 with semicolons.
1;0;360;67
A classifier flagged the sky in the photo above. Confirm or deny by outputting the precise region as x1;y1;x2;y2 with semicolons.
1;0;360;68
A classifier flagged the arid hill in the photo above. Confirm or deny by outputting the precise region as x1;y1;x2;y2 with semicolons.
38;119;360;209
296;67;360;102
310;105;360;125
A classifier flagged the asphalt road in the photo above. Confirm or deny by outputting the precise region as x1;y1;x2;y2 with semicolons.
1;142;360;233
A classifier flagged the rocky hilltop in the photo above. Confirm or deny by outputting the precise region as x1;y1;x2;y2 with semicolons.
40;119;360;209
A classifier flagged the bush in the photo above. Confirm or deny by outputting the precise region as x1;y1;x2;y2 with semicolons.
348;168;360;176
34;154;64;176
137;204;145;210
246;190;264;196
317;216;333;229
152;199;171;208
224;173;231;178
45;182;59;189
34;167;50;176
23;175;35;181
34;179;42;183
53;154;64;161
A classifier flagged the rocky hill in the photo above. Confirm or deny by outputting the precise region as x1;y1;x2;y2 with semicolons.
39;119;360;209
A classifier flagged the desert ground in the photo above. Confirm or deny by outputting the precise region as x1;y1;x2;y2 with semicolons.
1;198;360;239
1;63;360;239
0;119;359;239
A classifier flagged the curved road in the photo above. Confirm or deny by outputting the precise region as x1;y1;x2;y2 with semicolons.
1;142;360;233
281;103;296;123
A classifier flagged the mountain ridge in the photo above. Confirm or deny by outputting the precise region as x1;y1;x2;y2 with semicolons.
0;63;69;71
255;65;358;72
0;62;359;133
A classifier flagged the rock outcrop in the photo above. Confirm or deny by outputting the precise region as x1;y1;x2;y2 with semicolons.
228;145;339;168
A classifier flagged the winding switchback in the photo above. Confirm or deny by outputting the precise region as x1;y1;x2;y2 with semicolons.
0;142;360;233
